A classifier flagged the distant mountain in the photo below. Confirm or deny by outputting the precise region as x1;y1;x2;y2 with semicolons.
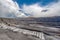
19;16;60;27
0;16;60;27
16;16;60;22
35;16;60;22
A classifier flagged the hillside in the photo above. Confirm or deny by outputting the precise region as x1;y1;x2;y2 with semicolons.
0;17;60;40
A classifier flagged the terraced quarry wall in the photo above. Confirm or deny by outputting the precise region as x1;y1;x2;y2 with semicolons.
0;18;60;40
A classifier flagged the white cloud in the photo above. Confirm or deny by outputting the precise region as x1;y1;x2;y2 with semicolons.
22;1;60;17
0;0;60;18
0;0;27;18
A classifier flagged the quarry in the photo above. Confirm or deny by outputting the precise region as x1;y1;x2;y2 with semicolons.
0;18;60;40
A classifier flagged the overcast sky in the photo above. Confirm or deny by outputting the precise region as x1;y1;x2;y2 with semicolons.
0;0;60;18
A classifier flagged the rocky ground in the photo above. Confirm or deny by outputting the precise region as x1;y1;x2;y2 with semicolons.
0;23;45;40
0;23;60;40
0;18;60;40
0;28;39;40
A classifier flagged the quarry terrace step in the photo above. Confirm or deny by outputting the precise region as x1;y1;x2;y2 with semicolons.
0;23;45;40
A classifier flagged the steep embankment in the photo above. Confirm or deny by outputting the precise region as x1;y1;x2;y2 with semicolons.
0;17;60;40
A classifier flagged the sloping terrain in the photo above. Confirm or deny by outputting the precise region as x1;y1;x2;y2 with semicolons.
0;17;60;40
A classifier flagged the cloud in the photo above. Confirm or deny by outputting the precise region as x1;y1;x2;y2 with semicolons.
0;0;27;18
0;0;60;18
22;1;60;17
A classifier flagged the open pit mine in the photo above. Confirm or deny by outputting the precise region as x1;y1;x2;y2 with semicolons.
0;17;60;40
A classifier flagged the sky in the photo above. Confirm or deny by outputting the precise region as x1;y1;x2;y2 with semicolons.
0;0;60;18
13;0;58;7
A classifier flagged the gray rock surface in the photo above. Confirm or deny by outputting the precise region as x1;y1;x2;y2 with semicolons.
0;28;40;40
0;18;60;40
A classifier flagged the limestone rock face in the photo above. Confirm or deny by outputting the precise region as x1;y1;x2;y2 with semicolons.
0;18;60;40
0;28;44;40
